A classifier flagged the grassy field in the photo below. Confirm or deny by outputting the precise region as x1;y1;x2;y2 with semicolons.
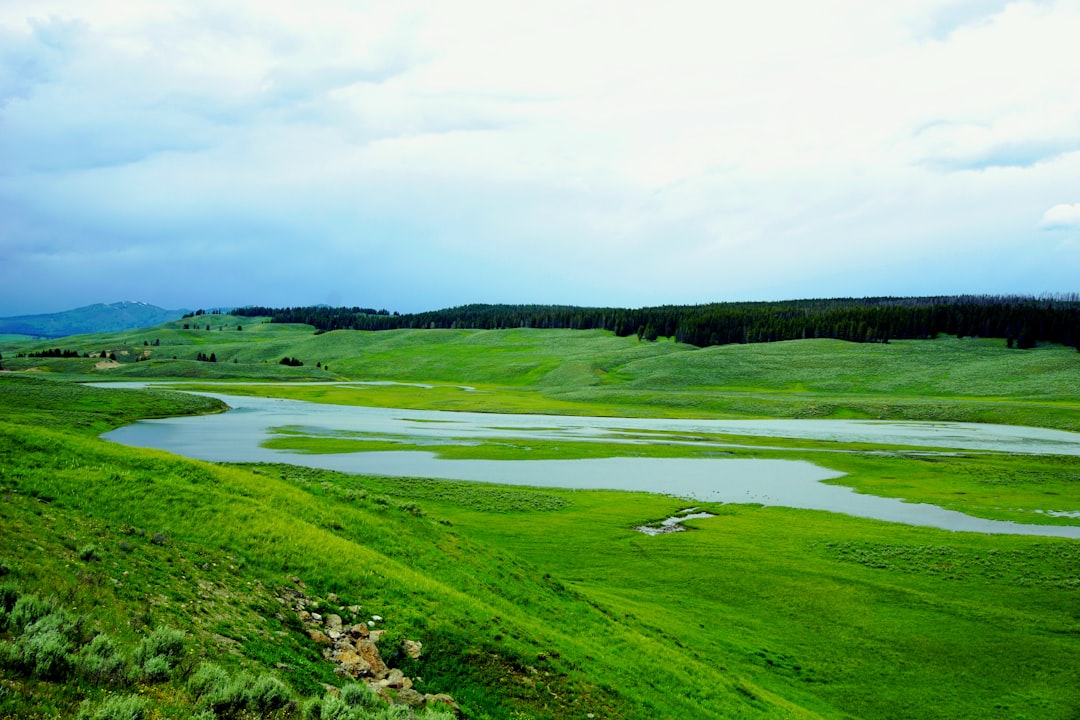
2;322;1080;718
4;318;1077;429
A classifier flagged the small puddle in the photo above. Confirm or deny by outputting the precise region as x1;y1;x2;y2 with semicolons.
634;508;717;536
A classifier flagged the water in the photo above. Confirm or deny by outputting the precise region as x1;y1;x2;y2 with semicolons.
98;384;1080;538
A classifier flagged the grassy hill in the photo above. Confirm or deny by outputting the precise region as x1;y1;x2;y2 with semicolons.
2;322;1080;718
3;317;1078;429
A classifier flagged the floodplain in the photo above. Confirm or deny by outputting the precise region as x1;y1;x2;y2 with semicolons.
1;319;1080;719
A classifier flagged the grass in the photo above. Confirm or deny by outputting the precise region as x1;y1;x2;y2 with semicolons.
1;321;1080;718
4;323;1079;428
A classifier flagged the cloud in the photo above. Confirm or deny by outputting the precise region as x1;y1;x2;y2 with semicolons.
1039;203;1080;230
2;1;1080;316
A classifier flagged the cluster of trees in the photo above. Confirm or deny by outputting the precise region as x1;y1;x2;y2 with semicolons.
279;356;304;367
195;352;217;363
21;348;83;359
235;296;1080;349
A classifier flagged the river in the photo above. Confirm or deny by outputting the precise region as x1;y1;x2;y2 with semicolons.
98;384;1080;538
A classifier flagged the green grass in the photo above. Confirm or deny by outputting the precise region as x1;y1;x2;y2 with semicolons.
5;323;1078;428
2;324;1080;718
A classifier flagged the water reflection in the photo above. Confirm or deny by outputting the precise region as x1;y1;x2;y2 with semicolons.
98;386;1080;538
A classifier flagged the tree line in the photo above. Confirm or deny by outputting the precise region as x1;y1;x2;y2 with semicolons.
234;296;1080;350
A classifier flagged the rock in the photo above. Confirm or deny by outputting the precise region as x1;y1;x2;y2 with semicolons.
357;640;389;679
369;629;386;643
348;623;370;639
332;645;373;678
348;604;362;614
395;688;425;707
425;694;460;712
328;628;342;640
325;614;343;631
308;629;331;645
311;612;322;622
402;640;423;659
385;668;406;688
327;592;340;603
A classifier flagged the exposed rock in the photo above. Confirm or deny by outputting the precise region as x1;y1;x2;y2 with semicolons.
285;583;456;712
384;668;409;689
327;592;340;603
332;645;373;678
425;694;460;712
356;640;389;678
396;688;425;707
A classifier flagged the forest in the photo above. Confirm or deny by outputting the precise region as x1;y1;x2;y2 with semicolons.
234;295;1080;349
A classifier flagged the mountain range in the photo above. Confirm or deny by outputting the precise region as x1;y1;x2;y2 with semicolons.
0;301;188;338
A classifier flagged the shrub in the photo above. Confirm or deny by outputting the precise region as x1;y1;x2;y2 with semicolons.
188;661;230;700
20;623;73;679
0;580;19;630
249;674;291;713
140;654;172;683
189;663;254;717
131;625;184;682
81;694;148;720
0;640;20;668
80;633;127;684
0;558;14;576
8;593;53;632
340;683;383;710
11;605;81;679
79;545;100;562
304;692;350;720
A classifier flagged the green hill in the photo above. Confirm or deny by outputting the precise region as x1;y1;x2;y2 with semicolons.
4;373;1080;720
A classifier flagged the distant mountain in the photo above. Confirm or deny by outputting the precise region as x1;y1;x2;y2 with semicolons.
0;301;188;338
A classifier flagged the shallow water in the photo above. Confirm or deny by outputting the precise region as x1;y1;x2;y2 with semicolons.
98;385;1080;538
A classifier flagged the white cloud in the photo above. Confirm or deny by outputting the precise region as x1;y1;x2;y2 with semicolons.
2;0;1080;315
1040;203;1080;230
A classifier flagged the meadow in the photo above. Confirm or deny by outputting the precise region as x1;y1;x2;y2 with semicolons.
1;319;1079;719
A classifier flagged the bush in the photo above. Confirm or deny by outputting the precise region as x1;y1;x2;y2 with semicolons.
18;606;81;679
189;663;254;717
188;661;230;700
0;640;20;668
80;633;127;684
132;625;184;665
79;545;100;562
340;683;383;710
131;625;185;682
20;624;73;679
141;654;172;683
0;580;19;630
249;674;292;713
304;692;353;720
8;593;53;632
81;694;148;720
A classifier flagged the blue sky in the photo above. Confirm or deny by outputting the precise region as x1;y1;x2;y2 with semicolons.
1;0;1078;316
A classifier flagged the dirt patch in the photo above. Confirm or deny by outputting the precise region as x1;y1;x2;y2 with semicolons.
95;360;121;370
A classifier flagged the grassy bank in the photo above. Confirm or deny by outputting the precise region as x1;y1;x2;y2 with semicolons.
2;371;1080;718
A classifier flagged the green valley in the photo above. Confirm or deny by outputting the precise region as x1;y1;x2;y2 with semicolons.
1;317;1079;719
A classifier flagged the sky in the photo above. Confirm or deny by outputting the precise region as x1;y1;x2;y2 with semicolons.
1;0;1079;316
